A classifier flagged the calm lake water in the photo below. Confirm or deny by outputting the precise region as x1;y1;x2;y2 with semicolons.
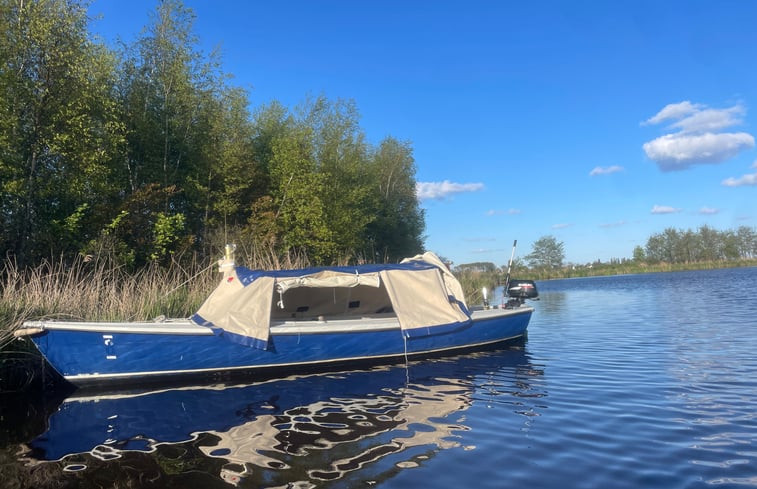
1;267;756;488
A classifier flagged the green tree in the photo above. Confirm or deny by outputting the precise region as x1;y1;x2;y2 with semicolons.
243;102;293;253
113;0;235;264
365;137;424;261
525;235;565;270
268;123;333;262
118;0;202;193
0;1;430;268
632;245;646;262
0;0;122;265
302;96;374;261
697;225;721;261
245;99;425;265
736;226;756;259
642;225;757;264
188;85;258;254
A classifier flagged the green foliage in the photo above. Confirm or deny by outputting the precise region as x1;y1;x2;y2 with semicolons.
456;262;498;273
151;212;187;261
632;245;646;262
0;0;123;265
455;269;499;306
268;124;334;262
364;137;425;262
525;235;565;271
303;96;375;261
0;0;425;269
644;225;756;264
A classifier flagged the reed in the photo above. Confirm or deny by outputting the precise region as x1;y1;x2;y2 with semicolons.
0;245;317;349
456;269;499;306
0;255;213;347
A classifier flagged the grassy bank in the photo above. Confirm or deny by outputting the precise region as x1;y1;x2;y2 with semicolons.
526;259;757;280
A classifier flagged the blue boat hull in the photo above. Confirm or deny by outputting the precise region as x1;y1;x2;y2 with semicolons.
29;308;533;387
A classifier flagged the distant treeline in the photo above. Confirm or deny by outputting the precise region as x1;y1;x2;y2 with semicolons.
636;225;756;264
455;225;757;285
0;0;424;269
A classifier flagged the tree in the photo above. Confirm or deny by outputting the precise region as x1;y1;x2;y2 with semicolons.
0;0;430;268
302;96;374;261
736;226;756;259
364;137;425;261
189;85;257;254
0;0;122;265
245;100;425;265
268;124;334;262
525;235;565;269
632;245;646;262
112;0;238;264
642;225;757;264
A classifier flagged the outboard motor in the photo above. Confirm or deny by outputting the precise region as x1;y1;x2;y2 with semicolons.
505;279;539;308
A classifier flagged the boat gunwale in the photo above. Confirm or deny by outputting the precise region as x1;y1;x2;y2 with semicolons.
21;307;533;336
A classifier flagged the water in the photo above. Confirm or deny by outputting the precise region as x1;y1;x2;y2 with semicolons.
1;267;756;488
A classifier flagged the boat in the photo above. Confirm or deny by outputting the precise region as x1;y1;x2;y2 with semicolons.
16;248;537;388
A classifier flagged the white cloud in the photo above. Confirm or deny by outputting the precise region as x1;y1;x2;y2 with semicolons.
722;160;757;187
699;207;720;215
651;205;682;214
671;106;745;133
416;180;485;200
589;165;624;176
642;102;754;171
642;132;754;171
643;101;702;125
722;172;757;187
551;223;572;229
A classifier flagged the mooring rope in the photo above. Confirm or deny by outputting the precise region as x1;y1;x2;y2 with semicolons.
402;332;410;387
161;261;217;299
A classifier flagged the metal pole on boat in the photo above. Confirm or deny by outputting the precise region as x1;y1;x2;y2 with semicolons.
504;240;517;304
219;244;237;273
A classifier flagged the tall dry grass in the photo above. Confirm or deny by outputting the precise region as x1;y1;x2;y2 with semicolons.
0;245;318;349
0;256;214;348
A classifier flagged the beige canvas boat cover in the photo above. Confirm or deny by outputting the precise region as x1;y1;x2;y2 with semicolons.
380;267;471;338
191;252;471;348
401;252;468;309
192;270;275;348
276;269;381;293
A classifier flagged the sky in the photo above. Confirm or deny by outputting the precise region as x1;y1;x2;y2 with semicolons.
88;0;757;266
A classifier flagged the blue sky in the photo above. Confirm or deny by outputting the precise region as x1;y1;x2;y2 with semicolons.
89;1;757;266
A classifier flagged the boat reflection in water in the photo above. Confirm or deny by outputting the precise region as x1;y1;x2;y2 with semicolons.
23;346;544;487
